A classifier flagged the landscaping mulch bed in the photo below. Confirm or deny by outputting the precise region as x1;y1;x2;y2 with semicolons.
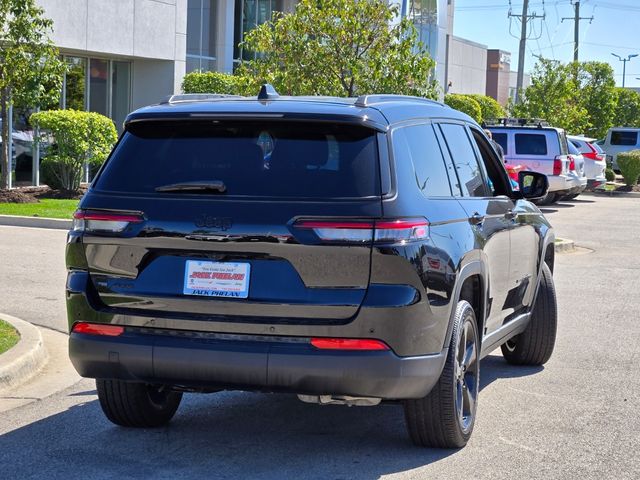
0;186;85;203
612;184;640;193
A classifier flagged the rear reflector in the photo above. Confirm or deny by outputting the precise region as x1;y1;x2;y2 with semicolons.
310;338;390;351
294;218;428;244
73;209;144;233
72;322;124;337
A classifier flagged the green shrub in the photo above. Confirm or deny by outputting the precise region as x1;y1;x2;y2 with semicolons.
181;71;258;96
466;94;506;122
30;110;117;192
605;168;616;182
616;150;640;186
444;94;482;123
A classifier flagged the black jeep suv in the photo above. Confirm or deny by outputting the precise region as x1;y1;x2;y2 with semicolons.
66;87;557;448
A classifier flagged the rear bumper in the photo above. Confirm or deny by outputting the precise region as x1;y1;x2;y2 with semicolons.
69;330;447;400
548;173;586;196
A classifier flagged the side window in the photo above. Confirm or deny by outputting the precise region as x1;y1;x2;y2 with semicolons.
392;124;452;197
515;133;548;155
469;128;511;197
438;123;490;197
492;133;508;154
611;130;638;146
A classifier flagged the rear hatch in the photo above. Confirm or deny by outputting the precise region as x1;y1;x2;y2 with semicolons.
78;119;382;324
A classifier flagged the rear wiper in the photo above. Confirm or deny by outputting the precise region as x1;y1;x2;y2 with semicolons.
155;181;226;193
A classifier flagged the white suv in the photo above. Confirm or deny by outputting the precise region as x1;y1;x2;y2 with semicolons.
487;121;582;204
599;127;640;171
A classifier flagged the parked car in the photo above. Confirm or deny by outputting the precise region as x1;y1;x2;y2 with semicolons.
66;89;558;449
487;119;580;205
563;140;588;199
599;127;640;171
567;135;607;189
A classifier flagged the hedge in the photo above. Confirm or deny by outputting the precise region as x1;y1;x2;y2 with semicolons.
30;110;117;192
616;150;640;186
444;94;482;123
466;94;506;122
181;71;258;96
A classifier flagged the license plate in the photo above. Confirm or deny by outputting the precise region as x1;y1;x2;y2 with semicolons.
183;260;250;298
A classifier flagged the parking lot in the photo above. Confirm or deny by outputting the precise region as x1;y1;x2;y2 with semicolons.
0;194;638;480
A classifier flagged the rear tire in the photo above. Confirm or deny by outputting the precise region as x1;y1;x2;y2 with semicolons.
501;263;557;366
96;379;182;428
403;300;480;448
534;192;556;206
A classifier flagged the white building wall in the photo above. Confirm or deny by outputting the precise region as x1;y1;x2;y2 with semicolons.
447;36;487;95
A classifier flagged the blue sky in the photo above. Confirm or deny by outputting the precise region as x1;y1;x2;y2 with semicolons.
453;0;640;87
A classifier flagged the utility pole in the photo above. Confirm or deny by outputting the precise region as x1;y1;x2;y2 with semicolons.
561;1;594;62
509;0;545;104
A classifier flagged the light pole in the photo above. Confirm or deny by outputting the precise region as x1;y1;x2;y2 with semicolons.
612;53;638;88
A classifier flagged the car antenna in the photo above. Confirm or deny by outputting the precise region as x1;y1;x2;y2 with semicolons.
257;84;280;101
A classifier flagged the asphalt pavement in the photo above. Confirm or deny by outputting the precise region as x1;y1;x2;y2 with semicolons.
0;195;638;479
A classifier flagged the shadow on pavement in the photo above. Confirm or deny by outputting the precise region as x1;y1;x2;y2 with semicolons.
0;355;542;479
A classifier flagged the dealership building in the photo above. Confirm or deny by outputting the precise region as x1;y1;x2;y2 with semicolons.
7;0;525;186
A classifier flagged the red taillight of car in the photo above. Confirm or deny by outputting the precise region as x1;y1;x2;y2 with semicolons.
310;338;390;351
568;155;576;171
294;218;429;244
553;156;565;175
73;209;144;233
72;322;125;337
582;142;599;160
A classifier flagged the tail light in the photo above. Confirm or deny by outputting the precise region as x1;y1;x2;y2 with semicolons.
553;156;565;175
568;155;576;171
294;218;429;244
73;209;144;233
72;322;124;337
310;337;390;351
582;143;599;160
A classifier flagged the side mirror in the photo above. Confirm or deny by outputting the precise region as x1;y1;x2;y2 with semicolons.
518;171;548;200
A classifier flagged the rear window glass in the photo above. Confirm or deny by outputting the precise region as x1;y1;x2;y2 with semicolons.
94;121;379;198
492;133;508;154
610;130;638;146
515;134;548;155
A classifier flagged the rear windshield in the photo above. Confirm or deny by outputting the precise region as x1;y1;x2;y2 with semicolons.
610;130;638;146
94;121;379;198
515;133;548;155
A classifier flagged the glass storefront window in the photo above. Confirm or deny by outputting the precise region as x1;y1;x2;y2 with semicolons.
89;59;109;116
64;57;86;110
111;62;131;132
186;0;218;72
234;0;284;62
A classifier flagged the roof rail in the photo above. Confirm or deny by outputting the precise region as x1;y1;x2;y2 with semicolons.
355;94;445;108
483;117;550;128
160;93;243;104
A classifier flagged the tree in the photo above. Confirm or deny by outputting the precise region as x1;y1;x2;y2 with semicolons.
570;61;617;138
0;0;65;189
613;87;640;128
512;58;590;134
444;94;482;122
466;94;506;122
30;110;117;192
238;0;437;98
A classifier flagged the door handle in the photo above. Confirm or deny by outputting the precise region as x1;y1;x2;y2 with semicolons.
505;209;517;221
469;212;485;225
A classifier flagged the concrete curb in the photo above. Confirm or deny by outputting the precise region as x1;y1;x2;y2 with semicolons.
0;214;71;230
0;314;48;393
581;190;640;198
555;238;575;254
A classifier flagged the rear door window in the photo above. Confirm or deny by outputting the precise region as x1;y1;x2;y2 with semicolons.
438;123;490;197
610;130;638;146
515;133;548;155
492;133;508;154
392;124;452;197
94;121;380;199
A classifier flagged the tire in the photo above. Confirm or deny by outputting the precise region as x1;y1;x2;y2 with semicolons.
534;192;556;206
403;300;480;448
96;379;183;428
565;193;580;200
501;263;557;366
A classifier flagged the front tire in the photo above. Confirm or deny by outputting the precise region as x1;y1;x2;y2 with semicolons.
96;379;183;428
501;263;557;365
403;300;480;448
